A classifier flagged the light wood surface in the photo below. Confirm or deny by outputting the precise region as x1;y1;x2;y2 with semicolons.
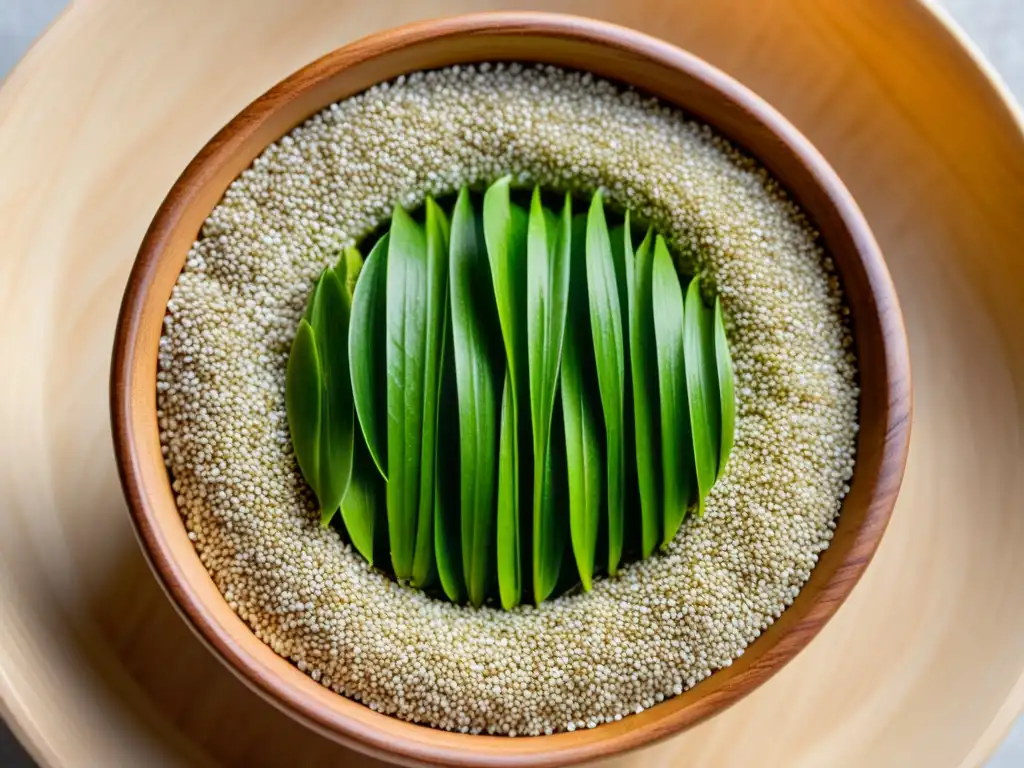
110;14;910;767
1;1;1022;766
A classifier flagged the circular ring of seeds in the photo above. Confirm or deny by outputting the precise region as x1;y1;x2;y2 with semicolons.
158;63;858;736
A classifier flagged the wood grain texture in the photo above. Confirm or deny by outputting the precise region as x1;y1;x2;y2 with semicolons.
109;13;910;768
1;1;1021;767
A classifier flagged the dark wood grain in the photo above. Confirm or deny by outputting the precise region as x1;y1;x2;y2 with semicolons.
110;12;912;767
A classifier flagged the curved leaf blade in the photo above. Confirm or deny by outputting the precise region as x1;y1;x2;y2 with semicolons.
409;198;450;587
434;304;464;602
449;187;500;608
349;233;389;478
630;228;661;557
562;218;602;590
483;176;527;398
527;188;571;603
385;206;428;581
684;277;719;516
610;216;640;559
286;319;322;497
714;297;736;477
652;236;694;545
585;192;625;574
496;373;520;610
702;291;722;481
311;268;355;525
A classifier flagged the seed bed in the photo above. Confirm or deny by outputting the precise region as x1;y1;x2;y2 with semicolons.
158;63;858;736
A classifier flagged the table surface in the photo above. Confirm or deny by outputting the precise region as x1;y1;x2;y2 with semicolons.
0;0;1021;765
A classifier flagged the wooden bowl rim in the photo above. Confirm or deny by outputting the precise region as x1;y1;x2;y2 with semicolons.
110;11;912;767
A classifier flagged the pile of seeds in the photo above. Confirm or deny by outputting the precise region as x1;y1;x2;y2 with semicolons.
158;63;858;735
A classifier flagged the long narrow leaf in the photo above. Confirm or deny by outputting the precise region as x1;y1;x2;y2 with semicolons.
538;395;568;602
287;319;322;496
652;236;693;545
714;297;736;478
483;176;528;400
527;188;571;603
496;373;520;609
684;277;719;516
434;303;464;602
349;234;389;477
544;208;559;252
484;177;528;610
609;218;633;348
334;246;378;558
585;192;625;574
630;228;661;557
562;215;602;590
311;268;355;526
449;187;500;608
385;206;428;581
410;198;450;587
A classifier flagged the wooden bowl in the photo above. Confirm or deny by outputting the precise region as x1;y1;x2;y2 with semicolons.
110;12;911;768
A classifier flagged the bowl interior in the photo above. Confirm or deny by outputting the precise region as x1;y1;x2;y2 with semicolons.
111;13;910;768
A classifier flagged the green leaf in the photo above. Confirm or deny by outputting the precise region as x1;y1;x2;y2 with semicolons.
652;236;694;545
484;177;528;611
611;215;641;560
629;227;661;557
496;372;520;610
299;188;733;605
714;296;736;477
310;267;355;526
286;319;322;497
483;176;528;400
449;187;500;608
349;233;389;478
434;301;464;602
385;205;429;582
335;246;364;296
527;188;572;604
340;437;382;565
684;277;720;516
585;191;626;575
302;285;316;323
538;395;568;602
562;215;602;591
609;219;633;352
334;246;380;561
409;198;450;587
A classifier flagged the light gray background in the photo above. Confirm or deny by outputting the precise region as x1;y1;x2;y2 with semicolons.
1;1;1021;765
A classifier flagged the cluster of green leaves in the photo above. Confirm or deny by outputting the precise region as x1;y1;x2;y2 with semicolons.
286;178;735;609
286;246;385;564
